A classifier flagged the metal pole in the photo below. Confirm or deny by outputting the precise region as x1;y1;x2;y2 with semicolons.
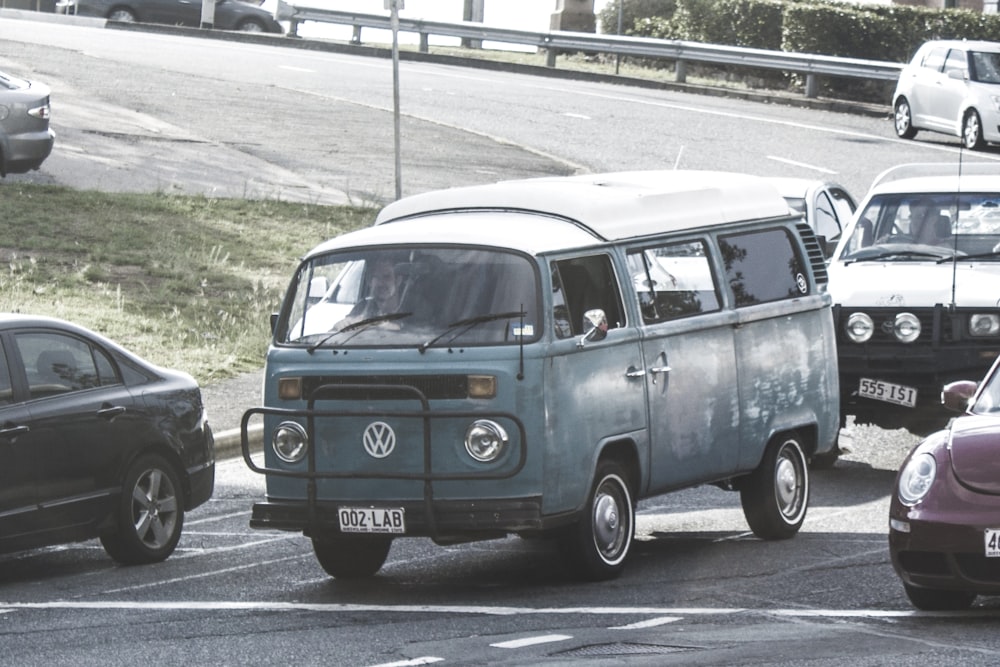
615;0;623;75
389;0;403;200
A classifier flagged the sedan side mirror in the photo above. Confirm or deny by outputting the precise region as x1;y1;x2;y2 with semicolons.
942;380;978;413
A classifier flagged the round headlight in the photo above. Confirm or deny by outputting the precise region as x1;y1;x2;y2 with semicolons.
893;312;921;343
845;312;874;343
970;313;1000;337
464;420;508;462
898;452;937;506
273;421;308;463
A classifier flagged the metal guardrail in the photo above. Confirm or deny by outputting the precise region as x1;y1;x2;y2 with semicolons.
274;3;903;99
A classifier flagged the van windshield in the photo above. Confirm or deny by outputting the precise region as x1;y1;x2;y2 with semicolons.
279;247;540;348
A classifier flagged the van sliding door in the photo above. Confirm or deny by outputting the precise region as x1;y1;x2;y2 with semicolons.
627;240;740;493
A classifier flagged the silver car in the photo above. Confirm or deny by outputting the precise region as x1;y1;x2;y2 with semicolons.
893;40;1000;150
0;70;55;177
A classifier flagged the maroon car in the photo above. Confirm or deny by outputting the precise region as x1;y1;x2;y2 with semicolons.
889;354;1000;610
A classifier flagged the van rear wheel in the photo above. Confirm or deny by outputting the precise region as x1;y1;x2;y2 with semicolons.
312;536;392;579
560;460;634;581
740;433;809;539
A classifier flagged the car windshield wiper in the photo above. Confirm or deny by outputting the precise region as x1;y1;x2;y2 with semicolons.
419;310;525;352
844;248;951;264
940;249;1000;262
307;311;412;353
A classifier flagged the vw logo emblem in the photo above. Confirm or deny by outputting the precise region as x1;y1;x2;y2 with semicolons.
363;422;396;458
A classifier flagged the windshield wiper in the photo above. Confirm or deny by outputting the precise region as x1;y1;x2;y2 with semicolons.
419;311;525;353
307;311;412;353
845;248;951;264
939;249;1000;262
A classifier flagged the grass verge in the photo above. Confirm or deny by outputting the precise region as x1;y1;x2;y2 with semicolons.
1;184;373;384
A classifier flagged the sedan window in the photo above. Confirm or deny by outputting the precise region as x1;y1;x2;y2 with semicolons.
0;341;12;405
14;332;120;399
944;49;968;78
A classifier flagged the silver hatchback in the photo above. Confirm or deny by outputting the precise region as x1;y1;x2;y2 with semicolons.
893;40;1000;150
0;70;55;176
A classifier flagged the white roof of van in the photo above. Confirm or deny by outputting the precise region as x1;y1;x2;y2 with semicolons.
306;171;794;257
375;170;793;239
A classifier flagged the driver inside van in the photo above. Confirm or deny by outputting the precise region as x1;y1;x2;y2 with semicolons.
335;258;403;329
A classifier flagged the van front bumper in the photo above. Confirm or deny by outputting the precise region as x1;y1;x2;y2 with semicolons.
251;497;554;540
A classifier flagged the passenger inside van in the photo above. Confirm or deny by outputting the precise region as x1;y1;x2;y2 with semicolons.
335;258;403;329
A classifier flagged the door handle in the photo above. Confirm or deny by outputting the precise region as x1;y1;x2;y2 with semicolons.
625;366;646;379
0;424;29;438
97;405;127;421
649;364;671;385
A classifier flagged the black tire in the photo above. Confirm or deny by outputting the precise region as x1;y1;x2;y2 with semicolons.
903;583;976;611
560;460;634;581
236;18;266;32
100;453;184;564
740;433;809;540
963;109;985;150
894;98;917;139
312;536;391;579
107;7;137;22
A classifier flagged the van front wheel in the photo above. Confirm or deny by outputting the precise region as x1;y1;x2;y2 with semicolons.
312;536;392;579
561;461;634;581
740;433;809;540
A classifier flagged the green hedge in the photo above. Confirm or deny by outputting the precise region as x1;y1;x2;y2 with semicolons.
596;0;1000;101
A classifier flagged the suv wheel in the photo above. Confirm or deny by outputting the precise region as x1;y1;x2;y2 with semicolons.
894;98;917;139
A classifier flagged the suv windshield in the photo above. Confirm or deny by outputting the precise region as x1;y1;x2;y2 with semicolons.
838;193;1000;261
279;247;540;348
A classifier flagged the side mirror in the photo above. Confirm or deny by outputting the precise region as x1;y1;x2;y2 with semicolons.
577;309;608;348
947;68;967;81
942;380;978;413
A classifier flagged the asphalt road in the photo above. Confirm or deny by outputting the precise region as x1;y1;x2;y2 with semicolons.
3;13;1000;667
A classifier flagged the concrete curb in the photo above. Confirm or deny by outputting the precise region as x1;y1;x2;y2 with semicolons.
214;423;263;461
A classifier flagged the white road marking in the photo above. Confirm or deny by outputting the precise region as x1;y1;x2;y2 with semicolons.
563;112;591;120
367;658;443;667
490;634;573;649
1;600;996;619
611;616;681;629
766;155;838;174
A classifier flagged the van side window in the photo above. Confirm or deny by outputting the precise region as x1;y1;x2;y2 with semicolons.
719;228;809;307
551;255;625;339
627;241;720;324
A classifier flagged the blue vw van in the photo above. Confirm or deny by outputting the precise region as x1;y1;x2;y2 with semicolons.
242;170;840;581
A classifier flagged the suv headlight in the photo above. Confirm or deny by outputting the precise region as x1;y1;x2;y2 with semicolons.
898;452;936;506
893;312;921;343
273;421;308;463
970;313;1000;337
845;312;874;343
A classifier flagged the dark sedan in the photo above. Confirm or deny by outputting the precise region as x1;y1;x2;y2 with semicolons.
0;315;214;564
890;354;1000;610
67;0;283;32
0;70;55;177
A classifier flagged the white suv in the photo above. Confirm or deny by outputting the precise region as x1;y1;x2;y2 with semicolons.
893;40;1000;150
829;163;1000;435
